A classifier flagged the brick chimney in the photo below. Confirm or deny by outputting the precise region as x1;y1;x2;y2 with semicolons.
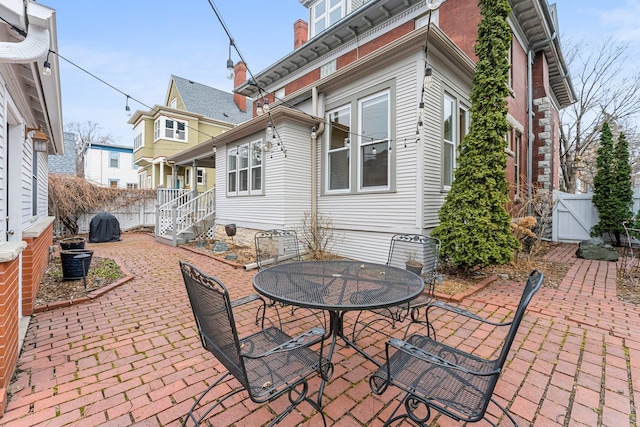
294;19;308;50
233;61;247;112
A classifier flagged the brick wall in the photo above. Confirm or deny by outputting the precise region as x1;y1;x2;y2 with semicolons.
21;222;53;316
0;257;20;415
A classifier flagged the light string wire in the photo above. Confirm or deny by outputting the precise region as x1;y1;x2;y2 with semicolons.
1;13;222;141
415;7;434;147
206;0;289;157
49;49;218;140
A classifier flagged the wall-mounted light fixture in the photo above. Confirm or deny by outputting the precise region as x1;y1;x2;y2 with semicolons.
26;126;48;152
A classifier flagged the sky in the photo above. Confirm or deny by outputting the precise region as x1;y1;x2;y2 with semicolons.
43;0;640;147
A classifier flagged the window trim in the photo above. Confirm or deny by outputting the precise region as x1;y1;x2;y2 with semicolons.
227;139;265;197
109;151;119;168
153;116;188;143
323;81;396;195
441;90;470;190
312;0;344;37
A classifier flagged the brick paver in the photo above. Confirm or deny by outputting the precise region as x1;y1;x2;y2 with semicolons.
1;233;638;426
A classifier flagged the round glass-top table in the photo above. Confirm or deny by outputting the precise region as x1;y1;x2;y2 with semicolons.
253;260;424;406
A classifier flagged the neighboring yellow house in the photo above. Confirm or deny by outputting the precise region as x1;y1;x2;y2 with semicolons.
129;75;251;190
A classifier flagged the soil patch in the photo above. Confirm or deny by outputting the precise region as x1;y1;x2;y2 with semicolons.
36;255;125;305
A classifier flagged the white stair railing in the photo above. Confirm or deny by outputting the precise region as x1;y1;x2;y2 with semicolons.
156;188;216;245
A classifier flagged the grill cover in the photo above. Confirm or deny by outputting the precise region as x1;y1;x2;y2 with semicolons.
89;212;121;243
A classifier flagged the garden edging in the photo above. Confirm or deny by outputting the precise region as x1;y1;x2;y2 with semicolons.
33;257;134;313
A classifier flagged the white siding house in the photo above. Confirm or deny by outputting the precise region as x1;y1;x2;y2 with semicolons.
84;142;138;188
0;0;64;414
167;0;574;263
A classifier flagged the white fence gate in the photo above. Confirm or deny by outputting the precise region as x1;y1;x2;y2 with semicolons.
552;189;640;243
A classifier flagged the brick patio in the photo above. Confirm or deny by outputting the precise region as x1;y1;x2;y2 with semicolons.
1;232;638;426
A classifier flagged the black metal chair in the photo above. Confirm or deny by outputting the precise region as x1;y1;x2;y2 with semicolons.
255;229;326;327
351;234;441;340
370;269;543;427
255;229;302;270
179;261;331;426
622;220;640;286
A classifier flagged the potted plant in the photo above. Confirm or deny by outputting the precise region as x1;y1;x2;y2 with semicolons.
60;249;93;280
405;252;423;276
59;236;86;250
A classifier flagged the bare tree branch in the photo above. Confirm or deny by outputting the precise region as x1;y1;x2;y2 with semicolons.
64;121;115;178
560;36;640;192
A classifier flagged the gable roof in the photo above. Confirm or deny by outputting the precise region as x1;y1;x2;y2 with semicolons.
170;75;252;124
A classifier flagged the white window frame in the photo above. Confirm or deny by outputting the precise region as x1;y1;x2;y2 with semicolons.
312;0;344;37
250;140;263;192
358;91;391;191
109;151;119;168
324;83;395;195
326;104;351;192
228;140;264;196
154;116;187;142
442;92;470;189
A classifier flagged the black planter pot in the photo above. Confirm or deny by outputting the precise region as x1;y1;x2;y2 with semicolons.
60;237;86;251
60;249;93;280
225;224;237;237
405;262;423;276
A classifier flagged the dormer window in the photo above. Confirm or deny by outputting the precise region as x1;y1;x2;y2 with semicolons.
312;0;344;37
154;116;187;142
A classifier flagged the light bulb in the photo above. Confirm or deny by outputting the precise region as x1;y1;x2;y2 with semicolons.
263;99;270;113
42;61;51;76
372;147;377;155
256;101;263;116
424;66;433;88
311;126;317;139
226;58;234;80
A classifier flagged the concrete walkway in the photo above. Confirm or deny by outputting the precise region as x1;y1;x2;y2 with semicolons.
1;232;638;426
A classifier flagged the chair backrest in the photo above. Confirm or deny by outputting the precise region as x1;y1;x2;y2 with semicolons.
495;269;543;367
387;234;440;283
179;261;249;389
255;229;301;270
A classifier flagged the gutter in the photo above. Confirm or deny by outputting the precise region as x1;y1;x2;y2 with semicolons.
0;23;49;62
311;86;325;218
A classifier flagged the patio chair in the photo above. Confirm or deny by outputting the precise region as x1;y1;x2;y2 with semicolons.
255;229;326;327
179;261;331;427
351;234;440;340
622;220;640;285
255;229;302;270
369;269;543;427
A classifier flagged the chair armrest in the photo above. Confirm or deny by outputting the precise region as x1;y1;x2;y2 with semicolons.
231;293;265;308
427;300;512;327
388;337;501;377
242;327;325;359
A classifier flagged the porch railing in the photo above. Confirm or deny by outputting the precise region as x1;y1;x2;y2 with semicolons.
156;188;216;246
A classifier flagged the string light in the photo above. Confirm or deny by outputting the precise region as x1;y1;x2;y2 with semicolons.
42;50;52;76
226;40;235;79
125;95;131;117
256;101;263;116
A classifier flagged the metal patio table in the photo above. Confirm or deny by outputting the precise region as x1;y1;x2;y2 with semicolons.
252;260;424;407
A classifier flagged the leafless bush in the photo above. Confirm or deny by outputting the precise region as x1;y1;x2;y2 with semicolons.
49;174;155;236
509;178;555;257
299;211;340;260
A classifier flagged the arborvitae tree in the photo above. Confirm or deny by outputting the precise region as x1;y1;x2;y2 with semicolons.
591;123;633;245
431;0;519;271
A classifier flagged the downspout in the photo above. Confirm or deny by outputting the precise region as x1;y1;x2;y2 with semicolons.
527;32;557;215
311;87;325;218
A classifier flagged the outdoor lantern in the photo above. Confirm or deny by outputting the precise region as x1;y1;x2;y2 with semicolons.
26;126;48;152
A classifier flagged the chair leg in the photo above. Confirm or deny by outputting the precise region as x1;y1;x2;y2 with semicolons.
382;393;432;427
351;310;395;342
182;372;244;426
267;380;327;427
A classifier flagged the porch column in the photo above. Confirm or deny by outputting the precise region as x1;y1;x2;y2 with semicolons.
159;159;165;188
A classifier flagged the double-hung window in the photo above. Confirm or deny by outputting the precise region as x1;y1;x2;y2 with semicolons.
442;93;469;188
313;0;343;36
327;106;351;191
228;140;263;196
109;152;119;168
359;92;390;189
325;85;394;194
154;116;187;142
